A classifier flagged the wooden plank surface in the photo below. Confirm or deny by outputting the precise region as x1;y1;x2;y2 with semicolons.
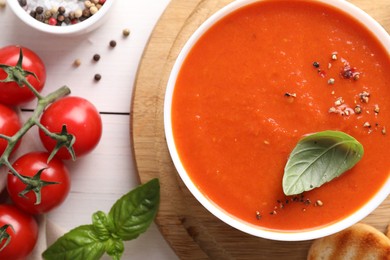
131;0;390;259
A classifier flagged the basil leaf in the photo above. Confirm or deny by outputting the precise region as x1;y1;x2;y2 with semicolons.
108;178;160;241
42;179;160;260
283;130;364;196
42;225;106;260
92;211;111;241
106;238;124;260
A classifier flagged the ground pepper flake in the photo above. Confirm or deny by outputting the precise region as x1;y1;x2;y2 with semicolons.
327;78;335;85
284;92;296;98
359;91;370;103
363;122;371;128
284;92;296;103
334;97;344;106
354;105;362;114
374;104;380;114
340;58;360;80
328;107;337;114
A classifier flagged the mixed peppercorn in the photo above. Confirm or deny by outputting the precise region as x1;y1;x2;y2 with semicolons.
283;51;387;136
255;194;324;220
273;51;387;221
18;0;106;26
71;31;129;81
318;53;386;136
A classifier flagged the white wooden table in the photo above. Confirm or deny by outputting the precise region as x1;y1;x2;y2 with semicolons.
0;1;179;259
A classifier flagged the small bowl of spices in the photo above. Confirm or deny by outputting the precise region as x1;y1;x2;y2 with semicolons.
6;0;114;35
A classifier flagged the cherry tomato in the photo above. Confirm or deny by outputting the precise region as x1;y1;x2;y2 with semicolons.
0;104;21;156
0;204;38;260
0;45;46;106
7;152;71;215
39;96;102;160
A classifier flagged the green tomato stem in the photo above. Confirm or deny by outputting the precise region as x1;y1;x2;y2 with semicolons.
15;70;44;100
0;85;71;186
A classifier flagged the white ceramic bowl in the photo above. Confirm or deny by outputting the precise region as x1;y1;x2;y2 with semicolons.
164;0;390;241
6;0;114;36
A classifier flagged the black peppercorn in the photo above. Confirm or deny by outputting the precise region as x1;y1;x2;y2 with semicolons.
18;0;27;7
35;14;44;22
36;6;44;14
93;54;100;62
109;40;117;48
94;74;102;81
64;17;71;25
58;6;66;14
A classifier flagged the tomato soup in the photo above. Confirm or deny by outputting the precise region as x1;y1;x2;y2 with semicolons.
171;0;390;231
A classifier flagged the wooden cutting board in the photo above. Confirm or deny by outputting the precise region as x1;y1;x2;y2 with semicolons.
131;0;390;259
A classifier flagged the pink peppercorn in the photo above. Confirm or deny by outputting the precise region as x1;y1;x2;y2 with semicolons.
48;17;57;25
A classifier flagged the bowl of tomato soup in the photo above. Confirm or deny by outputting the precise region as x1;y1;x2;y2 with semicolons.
164;0;390;241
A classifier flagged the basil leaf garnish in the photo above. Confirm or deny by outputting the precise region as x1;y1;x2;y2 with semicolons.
42;178;160;260
283;131;363;196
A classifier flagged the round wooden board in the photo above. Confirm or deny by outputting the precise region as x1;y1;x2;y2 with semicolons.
131;0;390;259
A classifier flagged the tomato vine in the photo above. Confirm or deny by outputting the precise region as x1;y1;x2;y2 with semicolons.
0;48;73;204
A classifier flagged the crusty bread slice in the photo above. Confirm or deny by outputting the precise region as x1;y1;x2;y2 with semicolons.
307;223;390;260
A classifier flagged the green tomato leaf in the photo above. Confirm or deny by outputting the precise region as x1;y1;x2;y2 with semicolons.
108;178;160;241
283;130;364;196
42;225;106;260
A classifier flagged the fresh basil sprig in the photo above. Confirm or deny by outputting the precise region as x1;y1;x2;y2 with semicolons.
42;178;160;260
283;131;363;196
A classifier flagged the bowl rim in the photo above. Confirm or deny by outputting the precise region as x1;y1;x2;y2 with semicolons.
6;0;114;35
164;0;390;241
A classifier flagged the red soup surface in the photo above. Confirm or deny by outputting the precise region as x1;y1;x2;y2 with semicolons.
171;0;390;231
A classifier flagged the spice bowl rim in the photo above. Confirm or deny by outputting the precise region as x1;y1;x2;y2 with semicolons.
6;0;114;36
164;0;390;241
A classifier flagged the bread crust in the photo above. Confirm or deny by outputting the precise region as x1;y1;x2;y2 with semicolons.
307;223;390;260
